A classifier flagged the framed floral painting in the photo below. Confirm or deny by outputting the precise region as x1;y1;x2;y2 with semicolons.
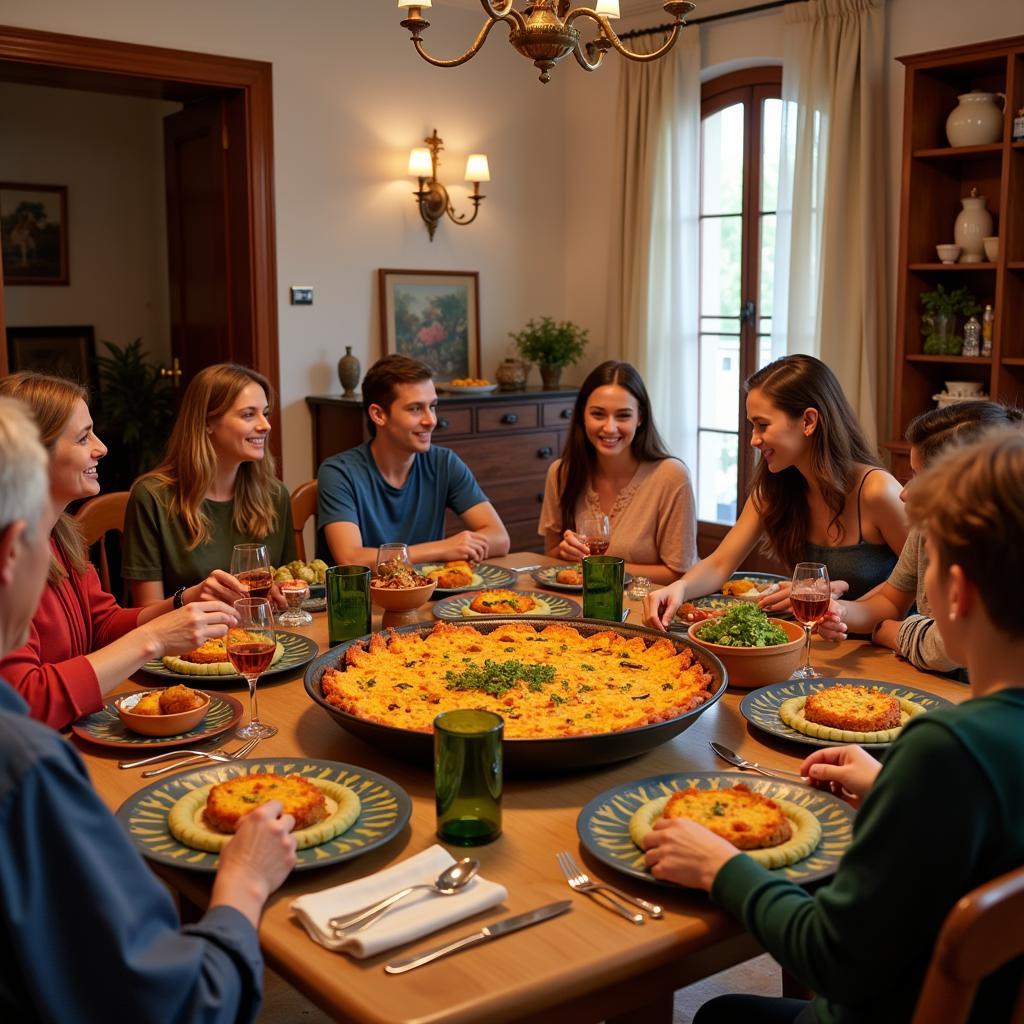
0;183;69;285
378;269;480;379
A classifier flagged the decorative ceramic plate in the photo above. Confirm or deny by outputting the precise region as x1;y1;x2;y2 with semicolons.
115;757;411;873
739;677;955;750
436;383;498;394
432;589;582;620
530;565;633;593
72;691;243;750
138;631;320;685
577;770;856;888
413;561;517;594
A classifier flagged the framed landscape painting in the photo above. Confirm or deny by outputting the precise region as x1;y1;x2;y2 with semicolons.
6;325;96;392
0;183;69;285
379;269;480;379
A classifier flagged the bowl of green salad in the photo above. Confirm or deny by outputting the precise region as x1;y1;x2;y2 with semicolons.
687;603;804;689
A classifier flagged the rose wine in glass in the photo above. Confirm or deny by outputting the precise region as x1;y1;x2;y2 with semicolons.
228;597;277;739
231;543;272;598
791;561;830;679
578;514;611;556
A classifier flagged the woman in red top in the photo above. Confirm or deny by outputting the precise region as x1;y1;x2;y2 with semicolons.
0;372;243;729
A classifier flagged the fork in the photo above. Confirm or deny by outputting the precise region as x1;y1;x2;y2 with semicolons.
140;735;262;777
119;746;233;770
555;851;661;923
709;741;805;779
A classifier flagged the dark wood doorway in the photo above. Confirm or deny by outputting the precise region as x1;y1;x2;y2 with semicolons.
0;24;281;463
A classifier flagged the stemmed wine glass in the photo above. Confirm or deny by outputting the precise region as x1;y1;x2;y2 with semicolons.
230;543;272;598
790;562;830;679
577;514;611;556
228;597;278;739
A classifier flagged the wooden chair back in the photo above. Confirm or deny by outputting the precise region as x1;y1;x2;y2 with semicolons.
912;864;1024;1024
290;479;318;562
73;492;130;595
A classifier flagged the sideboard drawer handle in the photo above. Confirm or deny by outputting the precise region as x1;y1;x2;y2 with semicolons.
560;408;571;419
501;413;519;425
537;446;553;459
437;417;450;429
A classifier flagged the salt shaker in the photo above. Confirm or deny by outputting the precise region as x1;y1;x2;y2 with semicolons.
962;316;981;358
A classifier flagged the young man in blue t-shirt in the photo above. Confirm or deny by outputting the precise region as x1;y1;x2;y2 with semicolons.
316;355;510;566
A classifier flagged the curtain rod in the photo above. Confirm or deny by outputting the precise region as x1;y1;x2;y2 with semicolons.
618;0;798;41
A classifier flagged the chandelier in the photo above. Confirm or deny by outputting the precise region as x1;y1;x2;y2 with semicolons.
397;1;697;84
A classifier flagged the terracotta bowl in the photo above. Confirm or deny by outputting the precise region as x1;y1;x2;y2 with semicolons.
116;689;211;736
370;579;437;613
687;618;805;689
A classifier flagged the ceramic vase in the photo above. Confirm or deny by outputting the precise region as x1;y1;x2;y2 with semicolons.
954;191;993;264
337;346;361;397
539;364;562;390
945;92;1005;147
495;358;528;391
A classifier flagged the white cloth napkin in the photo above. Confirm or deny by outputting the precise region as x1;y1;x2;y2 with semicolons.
290;845;508;958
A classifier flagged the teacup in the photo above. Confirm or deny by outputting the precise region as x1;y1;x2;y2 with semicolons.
944;380;983;397
983;236;998;262
935;243;961;264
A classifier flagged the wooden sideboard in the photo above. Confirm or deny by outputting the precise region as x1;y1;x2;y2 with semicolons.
305;388;578;552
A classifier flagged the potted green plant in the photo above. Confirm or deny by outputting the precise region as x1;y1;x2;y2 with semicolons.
920;284;980;355
509;316;588;389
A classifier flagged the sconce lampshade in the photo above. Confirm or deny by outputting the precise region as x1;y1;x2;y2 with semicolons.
595;0;621;16
464;154;490;183
408;147;433;177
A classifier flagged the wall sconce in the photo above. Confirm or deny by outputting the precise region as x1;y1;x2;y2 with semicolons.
408;129;489;241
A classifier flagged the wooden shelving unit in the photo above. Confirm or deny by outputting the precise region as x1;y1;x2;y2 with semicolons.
887;35;1024;478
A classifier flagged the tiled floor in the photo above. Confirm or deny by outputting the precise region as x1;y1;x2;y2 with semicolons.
256;953;782;1023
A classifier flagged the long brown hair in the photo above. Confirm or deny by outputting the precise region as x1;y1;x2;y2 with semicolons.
139;363;280;548
558;361;672;532
0;371;90;584
906;400;1024;466
746;355;879;568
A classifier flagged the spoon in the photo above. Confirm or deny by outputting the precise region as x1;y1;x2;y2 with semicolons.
328;858;480;935
709;741;805;779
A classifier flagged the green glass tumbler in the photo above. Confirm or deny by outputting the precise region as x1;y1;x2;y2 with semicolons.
326;565;371;647
582;555;625;621
434;709;503;846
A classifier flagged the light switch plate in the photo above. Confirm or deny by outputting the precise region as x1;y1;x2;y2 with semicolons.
290;286;313;305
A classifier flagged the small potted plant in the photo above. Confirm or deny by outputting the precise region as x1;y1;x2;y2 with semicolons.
509;316;588;390
920;284;980;355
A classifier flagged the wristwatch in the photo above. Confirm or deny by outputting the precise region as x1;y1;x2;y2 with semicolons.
172;585;187;609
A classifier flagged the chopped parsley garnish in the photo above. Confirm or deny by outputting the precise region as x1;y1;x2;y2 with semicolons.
580;663;595;672
445;659;557;696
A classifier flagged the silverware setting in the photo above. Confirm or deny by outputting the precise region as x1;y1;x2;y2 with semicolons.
328;858;480;936
709;741;805;779
512;564;542;573
555;851;660;923
132;734;262;777
119;746;234;770
620;608;631;622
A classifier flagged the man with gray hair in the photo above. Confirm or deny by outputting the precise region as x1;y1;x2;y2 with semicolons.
0;396;298;1023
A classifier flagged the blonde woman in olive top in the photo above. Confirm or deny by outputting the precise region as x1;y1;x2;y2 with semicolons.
123;364;296;605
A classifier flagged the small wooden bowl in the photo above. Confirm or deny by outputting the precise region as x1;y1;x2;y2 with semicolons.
116;690;211;736
370;579;437;612
687;619;805;689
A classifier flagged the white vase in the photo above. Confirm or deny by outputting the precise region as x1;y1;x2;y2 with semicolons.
954;190;993;264
945;91;1005;147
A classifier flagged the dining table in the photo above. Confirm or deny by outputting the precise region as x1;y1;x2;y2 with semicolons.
77;553;969;1024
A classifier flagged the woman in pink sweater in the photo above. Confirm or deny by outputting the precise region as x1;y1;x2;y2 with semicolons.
0;373;243;729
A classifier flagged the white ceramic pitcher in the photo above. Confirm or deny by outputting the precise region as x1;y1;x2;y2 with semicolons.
946;91;1005;147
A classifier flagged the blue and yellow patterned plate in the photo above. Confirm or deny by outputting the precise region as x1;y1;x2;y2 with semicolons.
432;589;582;620
739;677;955;750
530;565;633;593
138;630;320;685
413;561;517;595
577;770;856;888
116;757;411;873
72;690;243;750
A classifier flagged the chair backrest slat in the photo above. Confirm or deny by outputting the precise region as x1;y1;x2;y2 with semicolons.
290;480;317;563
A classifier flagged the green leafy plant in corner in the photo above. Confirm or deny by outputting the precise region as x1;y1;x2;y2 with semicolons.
510;316;589;369
94;339;176;491
920;284;981;355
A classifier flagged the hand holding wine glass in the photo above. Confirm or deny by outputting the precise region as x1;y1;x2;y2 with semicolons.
228;597;277;739
791;562;830;679
577;514;611;557
231;543;272;598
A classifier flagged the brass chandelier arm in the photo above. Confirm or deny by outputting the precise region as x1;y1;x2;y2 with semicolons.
479;0;520;19
410;16;513;69
564;7;683;64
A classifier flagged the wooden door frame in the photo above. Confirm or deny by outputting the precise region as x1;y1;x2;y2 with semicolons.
0;24;281;464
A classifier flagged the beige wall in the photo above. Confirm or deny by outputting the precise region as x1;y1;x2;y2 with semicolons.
0;82;178;367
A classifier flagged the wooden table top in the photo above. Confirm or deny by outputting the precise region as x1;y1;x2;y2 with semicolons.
78;554;968;1024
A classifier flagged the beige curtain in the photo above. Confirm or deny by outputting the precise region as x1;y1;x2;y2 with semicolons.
773;0;888;444
606;27;701;469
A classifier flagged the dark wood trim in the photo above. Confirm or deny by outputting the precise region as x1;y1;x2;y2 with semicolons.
0;25;281;468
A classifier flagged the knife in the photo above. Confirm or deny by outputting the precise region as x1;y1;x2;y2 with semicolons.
383;900;572;975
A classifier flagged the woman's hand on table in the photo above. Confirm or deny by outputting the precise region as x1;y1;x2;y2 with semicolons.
643;578;685;631
642;818;740;891
141;601;239;659
800;745;881;807
557;530;591;562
